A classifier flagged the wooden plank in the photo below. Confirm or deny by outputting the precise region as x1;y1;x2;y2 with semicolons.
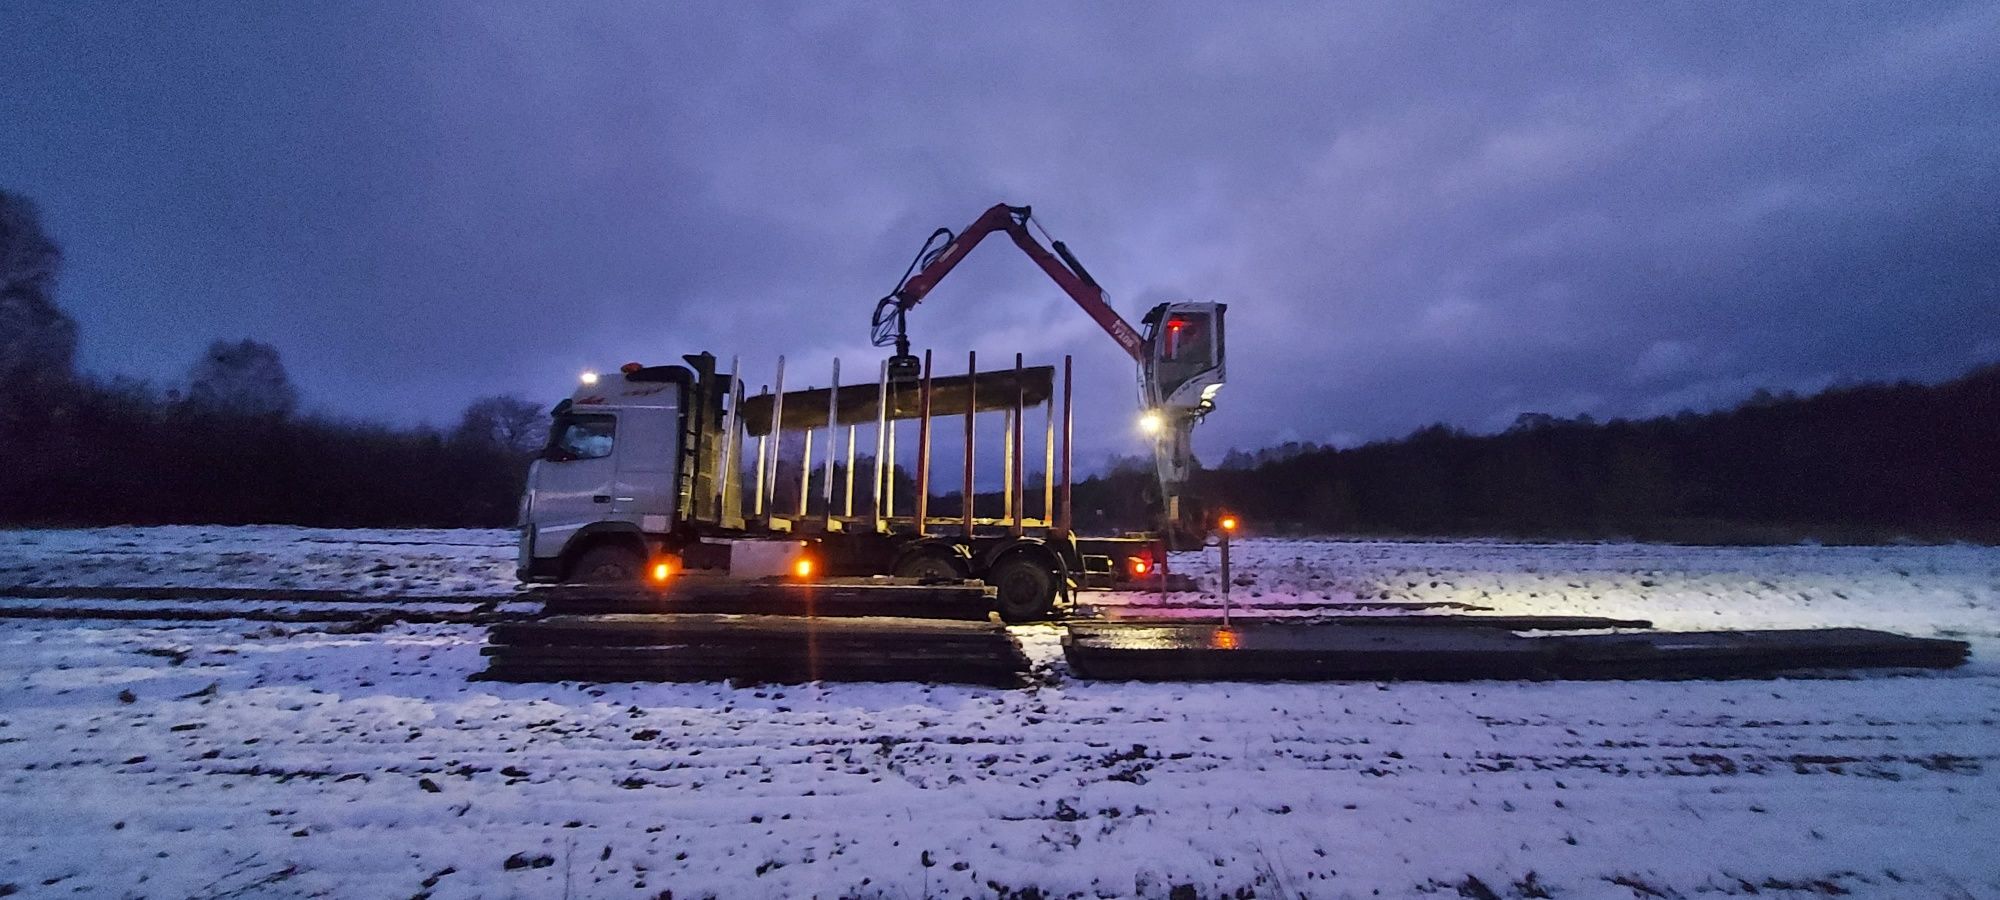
0;605;524;626
480;652;1032;676
475;663;1026;687
533;577;993;599
486;626;1026;647
1066;624;1548;681
482;640;1027;660
1076;614;1652;631
535;579;996;619
1543;628;1971;677
1087;600;1493;614
541;594;995;620
1063;622;1969;682
492;613;1009;644
0;585;508;604
0;582;997;612
740;367;1054;436
479;611;1031;684
481;651;1026;684
483;649;1029;672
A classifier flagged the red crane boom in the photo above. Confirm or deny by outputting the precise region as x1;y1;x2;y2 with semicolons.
874;204;1145;367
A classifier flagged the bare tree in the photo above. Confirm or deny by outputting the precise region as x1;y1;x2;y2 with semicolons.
0;189;77;390
453;394;546;456
186;339;297;417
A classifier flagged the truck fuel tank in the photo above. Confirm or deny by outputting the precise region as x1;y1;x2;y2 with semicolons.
721;539;815;579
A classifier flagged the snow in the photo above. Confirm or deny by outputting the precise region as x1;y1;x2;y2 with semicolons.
0;526;520;595
1126;540;2000;649
2;528;1997;897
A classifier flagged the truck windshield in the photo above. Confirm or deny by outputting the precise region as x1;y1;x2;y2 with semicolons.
546;414;615;461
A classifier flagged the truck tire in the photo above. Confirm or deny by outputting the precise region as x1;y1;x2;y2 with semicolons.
570;544;643;584
989;555;1057;623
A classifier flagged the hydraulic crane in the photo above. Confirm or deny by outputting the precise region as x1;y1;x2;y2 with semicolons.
870;203;1226;533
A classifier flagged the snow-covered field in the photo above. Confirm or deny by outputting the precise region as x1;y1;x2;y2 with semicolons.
2;528;1997;898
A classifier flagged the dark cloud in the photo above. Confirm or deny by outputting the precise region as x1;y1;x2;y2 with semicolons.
4;2;1995;468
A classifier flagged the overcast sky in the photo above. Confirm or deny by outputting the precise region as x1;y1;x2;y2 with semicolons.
4;2;1996;468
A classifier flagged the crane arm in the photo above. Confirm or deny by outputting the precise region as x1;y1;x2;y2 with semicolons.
871;202;1228;544
879;204;1146;363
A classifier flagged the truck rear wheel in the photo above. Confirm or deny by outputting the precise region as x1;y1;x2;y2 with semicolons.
989;555;1057;623
570;544;643;584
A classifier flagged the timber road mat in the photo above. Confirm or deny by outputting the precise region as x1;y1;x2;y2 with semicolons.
5;584;1966;687
0;585;532;625
0;577;1001;624
477;613;1030;686
1063;621;1970;682
0;585;516;603
532;578;999;619
1085;613;1653;630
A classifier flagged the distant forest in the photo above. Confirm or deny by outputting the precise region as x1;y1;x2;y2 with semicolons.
17;366;1996;542
1;188;541;528
1073;364;2000;544
1;378;538;528
6;186;1998;542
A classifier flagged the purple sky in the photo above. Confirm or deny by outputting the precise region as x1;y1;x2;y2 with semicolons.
4;2;1997;469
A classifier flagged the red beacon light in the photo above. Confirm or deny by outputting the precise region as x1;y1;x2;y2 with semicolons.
620;362;644;374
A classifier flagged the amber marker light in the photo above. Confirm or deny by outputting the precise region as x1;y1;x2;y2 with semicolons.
651;561;673;583
794;558;815;579
1219;515;1239;532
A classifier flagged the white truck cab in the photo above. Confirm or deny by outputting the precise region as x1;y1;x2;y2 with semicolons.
518;365;693;582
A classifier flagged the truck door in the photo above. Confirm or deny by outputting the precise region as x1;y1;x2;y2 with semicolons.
528;410;621;552
610;404;679;532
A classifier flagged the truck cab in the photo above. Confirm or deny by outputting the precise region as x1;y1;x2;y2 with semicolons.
517;365;697;584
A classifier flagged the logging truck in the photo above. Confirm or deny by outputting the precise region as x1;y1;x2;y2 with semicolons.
517;351;1174;621
518;203;1227;622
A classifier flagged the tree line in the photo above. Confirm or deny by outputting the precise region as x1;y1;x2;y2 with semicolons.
0;188;543;528
1072;365;2000;543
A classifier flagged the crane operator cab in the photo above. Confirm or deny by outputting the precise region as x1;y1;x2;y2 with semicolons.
1138;301;1226;497
1140;302;1227;418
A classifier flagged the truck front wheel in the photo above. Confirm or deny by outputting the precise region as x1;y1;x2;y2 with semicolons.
989;556;1057;623
570;544;643;584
